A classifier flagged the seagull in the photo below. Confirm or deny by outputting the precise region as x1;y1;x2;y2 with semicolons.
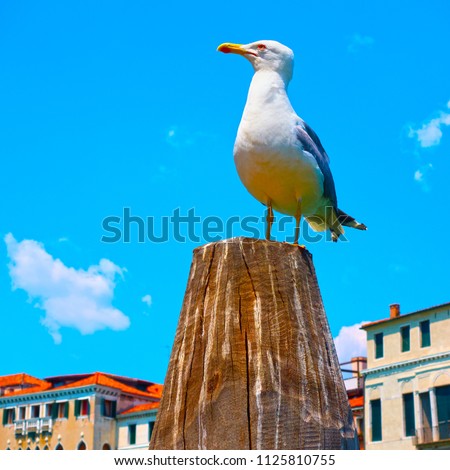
217;40;367;243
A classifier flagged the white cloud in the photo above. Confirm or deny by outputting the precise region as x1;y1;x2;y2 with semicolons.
414;163;433;192
408;105;450;148
165;125;214;150
333;322;369;363
348;34;374;54
5;233;130;344
165;125;196;148
142;294;152;307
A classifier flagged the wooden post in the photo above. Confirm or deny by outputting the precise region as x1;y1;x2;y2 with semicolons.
150;237;358;450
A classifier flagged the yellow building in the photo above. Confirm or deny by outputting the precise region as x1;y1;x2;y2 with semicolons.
361;302;450;450
0;372;162;450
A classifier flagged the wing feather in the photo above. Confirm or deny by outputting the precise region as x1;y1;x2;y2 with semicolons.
295;120;337;209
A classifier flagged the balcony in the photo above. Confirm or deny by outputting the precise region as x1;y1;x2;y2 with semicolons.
40;417;53;433
26;418;39;433
12;418;53;435
14;420;25;435
416;420;450;445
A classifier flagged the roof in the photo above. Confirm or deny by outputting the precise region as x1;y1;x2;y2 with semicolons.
361;301;450;330
120;402;160;415
349;396;364;409
0;372;163;399
51;373;160;398
0;374;53;396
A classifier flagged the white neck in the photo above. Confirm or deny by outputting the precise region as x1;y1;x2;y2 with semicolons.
241;70;295;122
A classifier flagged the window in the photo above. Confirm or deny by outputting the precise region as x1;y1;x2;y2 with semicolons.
44;403;53;418
370;399;382;442
55;443;64;450
148;421;155;441
400;326;410;352
53;402;69;420
374;333;384;359
2;408;15;426
403;393;415;437
436;385;450;440
74;399;90;418
102;399;117;418
77;441;87;450
31;405;40;419
420;320;431;348
18;406;26;420
129;424;137;445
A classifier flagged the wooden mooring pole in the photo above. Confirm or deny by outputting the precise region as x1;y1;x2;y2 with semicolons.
149;237;358;450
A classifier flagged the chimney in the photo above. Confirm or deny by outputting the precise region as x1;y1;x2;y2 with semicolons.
390;303;400;319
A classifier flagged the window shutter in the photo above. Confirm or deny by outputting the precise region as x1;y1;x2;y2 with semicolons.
401;326;410;352
375;333;384;359
371;399;382;442
101;398;106;417
12;408;16;422
148;421;155;441
86;400;90;417
111;401;117;418
51;404;58;420
64;402;69;419
74;400;80;417
2;410;7;426
420;320;431;347
403;393;415;437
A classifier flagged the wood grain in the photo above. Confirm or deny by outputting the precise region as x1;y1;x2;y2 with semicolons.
150;237;358;450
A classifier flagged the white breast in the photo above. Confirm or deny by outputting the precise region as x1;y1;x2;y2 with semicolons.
233;70;324;217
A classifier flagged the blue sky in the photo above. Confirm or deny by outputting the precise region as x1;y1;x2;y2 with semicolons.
1;0;449;384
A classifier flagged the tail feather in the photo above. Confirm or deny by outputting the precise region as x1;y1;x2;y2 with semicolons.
337;209;367;231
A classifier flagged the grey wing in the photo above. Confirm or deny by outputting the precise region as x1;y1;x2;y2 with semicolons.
295;120;338;209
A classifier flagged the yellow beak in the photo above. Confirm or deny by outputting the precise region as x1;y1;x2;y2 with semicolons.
217;43;247;56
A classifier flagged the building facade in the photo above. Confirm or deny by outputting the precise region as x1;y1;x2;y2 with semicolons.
341;357;366;449
117;402;158;450
0;372;162;450
362;302;450;450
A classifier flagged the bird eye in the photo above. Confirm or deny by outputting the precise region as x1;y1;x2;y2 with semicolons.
257;44;267;51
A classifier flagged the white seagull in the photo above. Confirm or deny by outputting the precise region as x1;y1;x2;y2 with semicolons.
218;40;367;243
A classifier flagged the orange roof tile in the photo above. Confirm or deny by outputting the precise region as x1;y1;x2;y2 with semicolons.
146;383;163;398
0;372;163;400
0;373;50;388
120;402;160;415
349;396;364;408
52;372;160;398
0;374;53;396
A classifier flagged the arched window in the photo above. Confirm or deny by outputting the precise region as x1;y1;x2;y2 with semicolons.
35;446;40;450
77;441;87;450
43;445;49;450
102;443;111;450
26;447;31;450
55;443;64;450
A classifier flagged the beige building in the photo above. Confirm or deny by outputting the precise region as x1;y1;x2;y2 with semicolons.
0;372;162;450
362;302;450;450
117;402;158;450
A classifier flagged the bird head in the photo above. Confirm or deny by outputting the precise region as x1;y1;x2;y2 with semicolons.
218;40;294;82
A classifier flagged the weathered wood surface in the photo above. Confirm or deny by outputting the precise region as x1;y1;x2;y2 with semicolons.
150;237;357;450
